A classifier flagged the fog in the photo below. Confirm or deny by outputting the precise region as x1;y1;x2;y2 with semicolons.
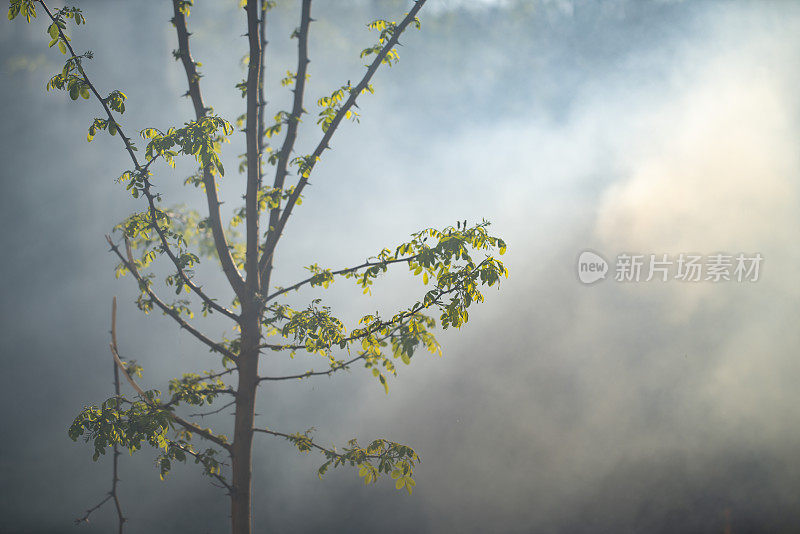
2;0;800;532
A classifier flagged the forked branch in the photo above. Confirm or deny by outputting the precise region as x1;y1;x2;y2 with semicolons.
258;0;428;278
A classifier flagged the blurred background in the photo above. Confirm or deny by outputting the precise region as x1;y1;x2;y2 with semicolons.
2;0;800;532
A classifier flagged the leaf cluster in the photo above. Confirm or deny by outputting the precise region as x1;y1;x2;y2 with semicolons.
141;116;234;176
277;430;421;495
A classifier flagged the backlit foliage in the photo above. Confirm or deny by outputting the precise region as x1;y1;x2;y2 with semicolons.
10;0;506;505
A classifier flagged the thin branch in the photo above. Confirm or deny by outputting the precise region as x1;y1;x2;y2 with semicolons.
155;370;237;412
254;428;338;456
243;0;269;293
171;0;247;299
259;0;428;280
109;297;126;533
259;0;312;291
253;428;387;462
265;254;418;303
75;298;126;532
40;1;237;321
259;353;367;382
259;302;428;352
259;267;477;354
39;3;140;177
74;494;114;527
257;0;269;189
190;399;237;418
259;320;407;381
187;368;237;383
161;387;236;410
258;256;490;379
142;195;240;322
106;235;238;362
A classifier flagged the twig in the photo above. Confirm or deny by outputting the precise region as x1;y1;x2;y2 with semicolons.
74;494;113;527
190;399;237;418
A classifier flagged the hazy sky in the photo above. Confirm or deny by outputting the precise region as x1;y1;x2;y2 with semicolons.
2;1;800;532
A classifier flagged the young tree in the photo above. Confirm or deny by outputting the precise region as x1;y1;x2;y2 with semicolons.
8;0;507;532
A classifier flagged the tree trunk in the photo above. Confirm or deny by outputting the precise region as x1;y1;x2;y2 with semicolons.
230;307;261;534
233;0;264;528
